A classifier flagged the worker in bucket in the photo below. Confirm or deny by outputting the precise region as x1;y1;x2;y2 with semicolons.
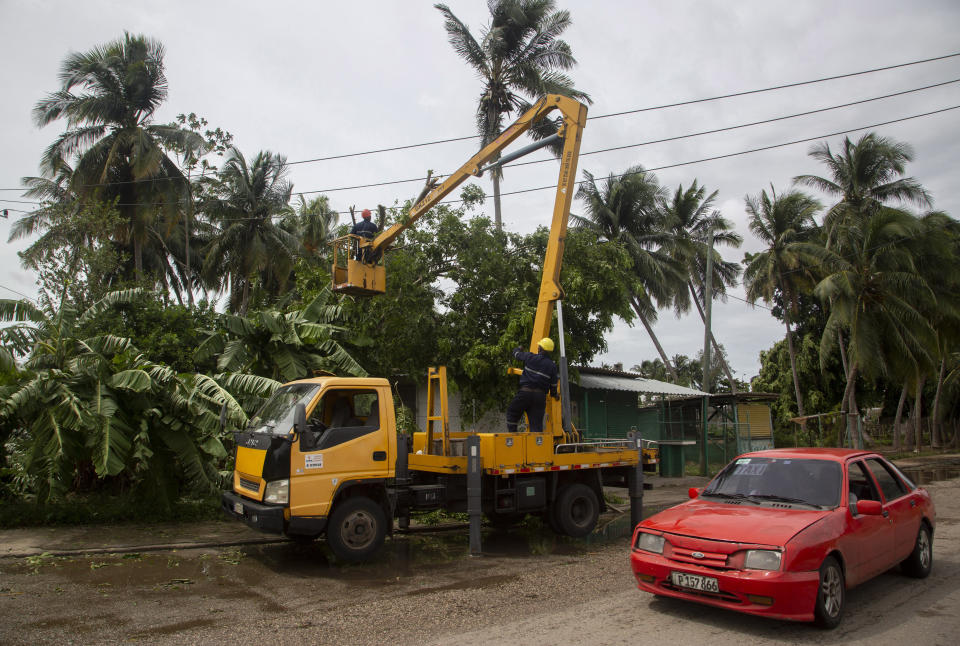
350;208;379;261
506;338;559;433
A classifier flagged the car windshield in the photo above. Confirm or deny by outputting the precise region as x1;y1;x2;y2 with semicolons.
702;457;842;508
247;384;319;435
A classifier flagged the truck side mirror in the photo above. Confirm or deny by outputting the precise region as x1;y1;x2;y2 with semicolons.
296;403;315;451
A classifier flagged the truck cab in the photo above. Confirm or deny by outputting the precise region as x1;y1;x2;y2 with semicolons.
222;377;397;558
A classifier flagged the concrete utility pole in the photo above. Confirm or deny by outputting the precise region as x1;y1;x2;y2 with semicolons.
700;228;714;476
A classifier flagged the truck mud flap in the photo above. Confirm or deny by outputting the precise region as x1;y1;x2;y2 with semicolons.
222;491;285;534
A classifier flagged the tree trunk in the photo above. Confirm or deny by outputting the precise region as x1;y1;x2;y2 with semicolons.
931;354;946;448
838;330;849;381
630;295;679;383
839;362;859;448
913;371;926;453
783;315;806;419
892;382;908;451
687;282;738;394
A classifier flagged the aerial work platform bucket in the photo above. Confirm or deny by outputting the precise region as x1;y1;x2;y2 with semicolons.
331;235;386;296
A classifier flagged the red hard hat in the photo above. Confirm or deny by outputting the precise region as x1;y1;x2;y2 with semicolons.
361;209;372;218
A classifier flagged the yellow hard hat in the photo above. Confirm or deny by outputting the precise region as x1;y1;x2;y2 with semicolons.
538;337;555;352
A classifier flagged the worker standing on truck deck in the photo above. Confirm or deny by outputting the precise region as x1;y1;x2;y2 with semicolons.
350;208;379;261
506;338;559;433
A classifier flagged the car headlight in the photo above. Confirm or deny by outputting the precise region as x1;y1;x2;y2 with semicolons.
636;532;665;554
744;549;781;571
263;479;289;504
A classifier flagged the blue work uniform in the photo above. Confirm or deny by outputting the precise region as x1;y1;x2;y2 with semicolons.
350;219;379;261
506;347;559;433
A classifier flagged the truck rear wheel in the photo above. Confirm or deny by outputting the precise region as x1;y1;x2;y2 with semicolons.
326;496;386;562
554;483;599;538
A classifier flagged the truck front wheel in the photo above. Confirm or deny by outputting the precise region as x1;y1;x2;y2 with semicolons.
326;497;386;562
554;484;599;538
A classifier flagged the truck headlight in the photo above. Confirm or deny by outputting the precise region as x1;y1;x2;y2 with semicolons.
744;549;781;571
636;532;665;554
263;479;289;504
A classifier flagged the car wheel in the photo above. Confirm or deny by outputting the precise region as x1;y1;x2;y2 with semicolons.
326;497;386;562
901;523;933;578
554;483;600;538
814;556;844;629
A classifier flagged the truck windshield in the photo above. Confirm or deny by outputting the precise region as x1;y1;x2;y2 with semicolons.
247;384;320;435
702;457;841;508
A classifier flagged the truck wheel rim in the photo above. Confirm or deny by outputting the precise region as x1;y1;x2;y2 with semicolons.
341;511;375;548
571;497;591;527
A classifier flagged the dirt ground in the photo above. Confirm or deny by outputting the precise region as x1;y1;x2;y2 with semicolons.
1;460;958;646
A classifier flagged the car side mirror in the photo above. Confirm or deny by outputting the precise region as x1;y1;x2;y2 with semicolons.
855;499;883;516
688;487;700;499
295;403;315;451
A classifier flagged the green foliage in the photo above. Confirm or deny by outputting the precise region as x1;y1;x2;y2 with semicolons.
0;290;236;507
196;288;366;382
83;299;218;373
9;199;125;311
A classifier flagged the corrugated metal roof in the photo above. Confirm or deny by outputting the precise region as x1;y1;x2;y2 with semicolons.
577;373;708;397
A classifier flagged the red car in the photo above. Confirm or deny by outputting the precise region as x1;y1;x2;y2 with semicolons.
630;448;935;628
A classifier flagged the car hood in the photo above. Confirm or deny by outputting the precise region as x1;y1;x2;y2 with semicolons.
643;499;832;546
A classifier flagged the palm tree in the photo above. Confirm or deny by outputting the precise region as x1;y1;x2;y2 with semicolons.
742;186;822;419
657;181;743;392
31;33;203;285
806;208;936;448
435;0;590;228
794;132;932;233
575;166;685;381
796;132;935;445
284;194;340;258
199;148;300;315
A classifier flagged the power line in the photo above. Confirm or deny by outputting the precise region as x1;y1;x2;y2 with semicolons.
3;104;958;217
3;50;958;195
495;105;960;200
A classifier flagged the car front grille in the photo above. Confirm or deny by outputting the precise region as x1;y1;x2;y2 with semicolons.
239;477;260;493
669;546;729;569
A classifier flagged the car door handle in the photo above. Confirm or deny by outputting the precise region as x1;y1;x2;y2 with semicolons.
910;500;916;508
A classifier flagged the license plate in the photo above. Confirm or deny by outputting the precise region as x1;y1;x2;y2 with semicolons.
671;571;719;593
233;502;243;515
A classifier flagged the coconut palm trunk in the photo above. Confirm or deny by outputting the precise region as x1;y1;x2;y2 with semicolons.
631;295;679;382
840;362;860;448
931;354;946;448
913;373;925;453
893;382;908;451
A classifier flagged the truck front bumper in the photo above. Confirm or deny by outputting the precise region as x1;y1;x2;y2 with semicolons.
221;491;285;534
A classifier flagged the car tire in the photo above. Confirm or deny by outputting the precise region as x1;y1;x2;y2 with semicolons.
554;483;600;538
901;523;933;578
813;556;844;629
326;496;386;563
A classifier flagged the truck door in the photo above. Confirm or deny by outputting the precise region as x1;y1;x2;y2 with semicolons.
289;387;391;518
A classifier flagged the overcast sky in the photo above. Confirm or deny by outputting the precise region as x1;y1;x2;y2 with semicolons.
1;0;958;384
